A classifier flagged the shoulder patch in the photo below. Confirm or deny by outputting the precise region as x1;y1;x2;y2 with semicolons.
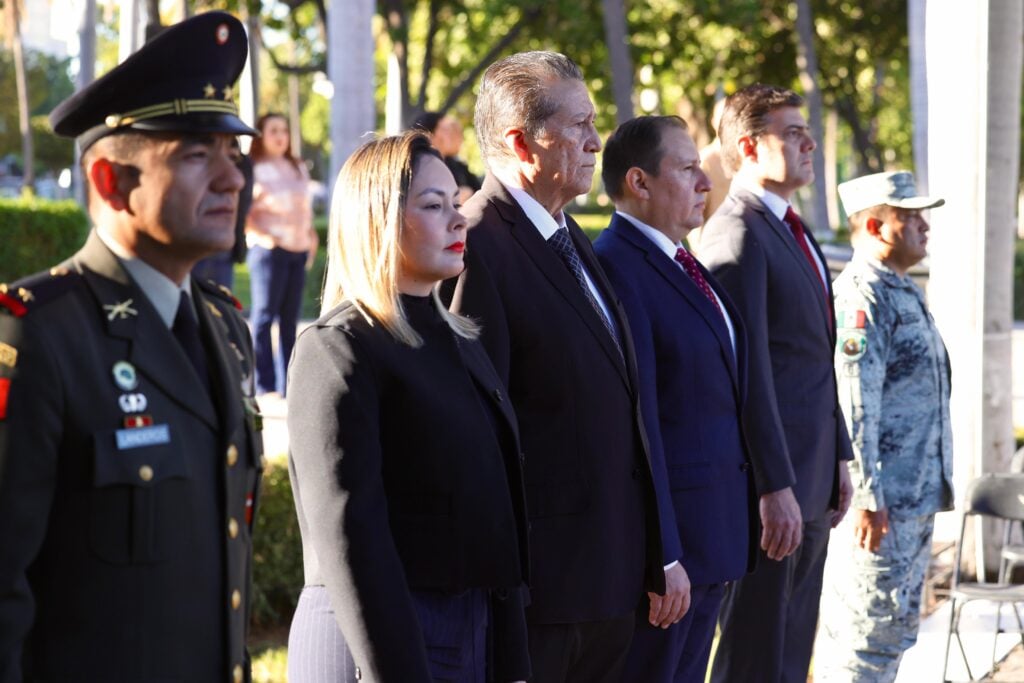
0;267;81;317
838;330;867;362
195;278;243;310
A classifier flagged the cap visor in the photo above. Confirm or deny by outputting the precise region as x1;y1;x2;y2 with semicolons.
889;196;945;210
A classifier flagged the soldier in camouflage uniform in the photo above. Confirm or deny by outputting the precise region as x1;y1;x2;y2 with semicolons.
816;171;954;682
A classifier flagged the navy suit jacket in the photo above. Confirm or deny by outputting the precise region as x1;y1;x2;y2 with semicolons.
444;175;665;624
595;215;756;586
699;184;854;520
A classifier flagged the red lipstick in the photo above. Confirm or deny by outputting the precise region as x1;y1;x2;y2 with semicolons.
446;241;466;253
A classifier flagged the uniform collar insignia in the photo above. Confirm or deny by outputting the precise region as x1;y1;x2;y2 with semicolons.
104;298;139;321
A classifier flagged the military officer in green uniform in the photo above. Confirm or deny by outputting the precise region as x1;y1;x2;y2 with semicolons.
0;12;263;682
816;171;953;682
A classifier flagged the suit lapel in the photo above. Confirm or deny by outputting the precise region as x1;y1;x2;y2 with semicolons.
193;283;244;438
732;188;834;341
489;181;629;386
610;215;740;393
74;232;219;430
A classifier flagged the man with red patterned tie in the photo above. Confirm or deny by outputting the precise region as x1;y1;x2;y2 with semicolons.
594;115;758;683
698;84;854;683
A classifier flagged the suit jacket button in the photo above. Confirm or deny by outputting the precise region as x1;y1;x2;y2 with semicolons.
232;664;243;683
355;666;362;680
138;465;154;482
493;388;503;402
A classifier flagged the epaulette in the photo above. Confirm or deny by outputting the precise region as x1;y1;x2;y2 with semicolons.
0;266;81;318
195;277;244;311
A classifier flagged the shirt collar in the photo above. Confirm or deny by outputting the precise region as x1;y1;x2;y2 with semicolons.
615;210;681;260
500;179;565;238
96;229;192;328
734;174;791;222
853;251;915;288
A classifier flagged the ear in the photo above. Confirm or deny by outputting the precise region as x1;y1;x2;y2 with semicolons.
503;128;532;163
737;134;757;163
87;158;130;212
865;216;883;237
623;167;650;200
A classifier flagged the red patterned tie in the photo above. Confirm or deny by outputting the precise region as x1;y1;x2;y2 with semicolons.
783;207;832;329
674;247;723;319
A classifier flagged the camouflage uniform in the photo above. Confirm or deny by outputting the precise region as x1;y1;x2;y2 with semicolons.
816;254;953;683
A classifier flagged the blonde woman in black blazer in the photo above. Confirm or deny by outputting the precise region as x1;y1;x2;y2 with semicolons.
286;132;530;683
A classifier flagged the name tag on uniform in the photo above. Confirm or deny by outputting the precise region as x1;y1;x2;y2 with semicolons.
115;424;170;450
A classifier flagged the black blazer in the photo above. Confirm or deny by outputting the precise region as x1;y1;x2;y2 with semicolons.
287;297;530;682
0;231;262;682
595;215;757;585
445;175;665;624
699;185;854;519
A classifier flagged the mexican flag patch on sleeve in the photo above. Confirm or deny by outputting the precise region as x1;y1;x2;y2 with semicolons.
837;309;866;329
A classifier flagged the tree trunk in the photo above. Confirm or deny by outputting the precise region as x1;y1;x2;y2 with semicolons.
793;0;830;236
74;0;97;203
926;0;1022;580
601;0;634;124
8;0;33;193
908;0;928;190
329;0;376;191
119;0;142;63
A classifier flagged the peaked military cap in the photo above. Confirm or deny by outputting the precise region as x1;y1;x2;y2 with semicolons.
838;170;945;217
50;11;258;152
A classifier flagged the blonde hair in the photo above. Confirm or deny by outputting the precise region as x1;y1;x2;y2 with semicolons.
321;131;478;346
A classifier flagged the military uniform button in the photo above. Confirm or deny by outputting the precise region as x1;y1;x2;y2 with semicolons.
228;518;239;539
355;666;362;680
232;664;243;683
226;444;239;467
138;465;154;482
231;589;241;610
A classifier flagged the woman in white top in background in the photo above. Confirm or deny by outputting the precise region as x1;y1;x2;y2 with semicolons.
245;113;317;397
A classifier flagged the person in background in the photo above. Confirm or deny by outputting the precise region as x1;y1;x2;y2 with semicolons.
245;112;317;397
698;83;854;683
286;132;530;683
594;115;757;683
0;12;262;681
816;171;952;682
412;110;481;203
192;153;253;290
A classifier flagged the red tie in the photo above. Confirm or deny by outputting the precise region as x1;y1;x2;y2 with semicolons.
674;247;724;319
783;207;832;329
783;207;827;293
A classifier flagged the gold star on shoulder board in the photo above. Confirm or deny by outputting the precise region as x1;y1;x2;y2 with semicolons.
222;86;232;101
17;288;33;302
204;82;217;99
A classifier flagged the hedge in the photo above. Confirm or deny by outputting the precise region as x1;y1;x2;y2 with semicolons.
0;198;90;282
251;459;304;628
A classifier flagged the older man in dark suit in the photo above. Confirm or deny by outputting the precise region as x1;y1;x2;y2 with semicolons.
698;84;854;683
445;51;667;683
0;13;262;682
593;115;758;683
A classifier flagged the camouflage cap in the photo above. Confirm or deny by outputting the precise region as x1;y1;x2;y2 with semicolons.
838;171;944;216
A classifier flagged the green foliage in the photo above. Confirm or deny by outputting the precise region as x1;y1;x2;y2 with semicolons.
0;198;89;282
251;643;289;682
251;459;303;629
0;49;75;174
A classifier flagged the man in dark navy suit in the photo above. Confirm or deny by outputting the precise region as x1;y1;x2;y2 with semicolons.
445;51;666;683
594;115;757;683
